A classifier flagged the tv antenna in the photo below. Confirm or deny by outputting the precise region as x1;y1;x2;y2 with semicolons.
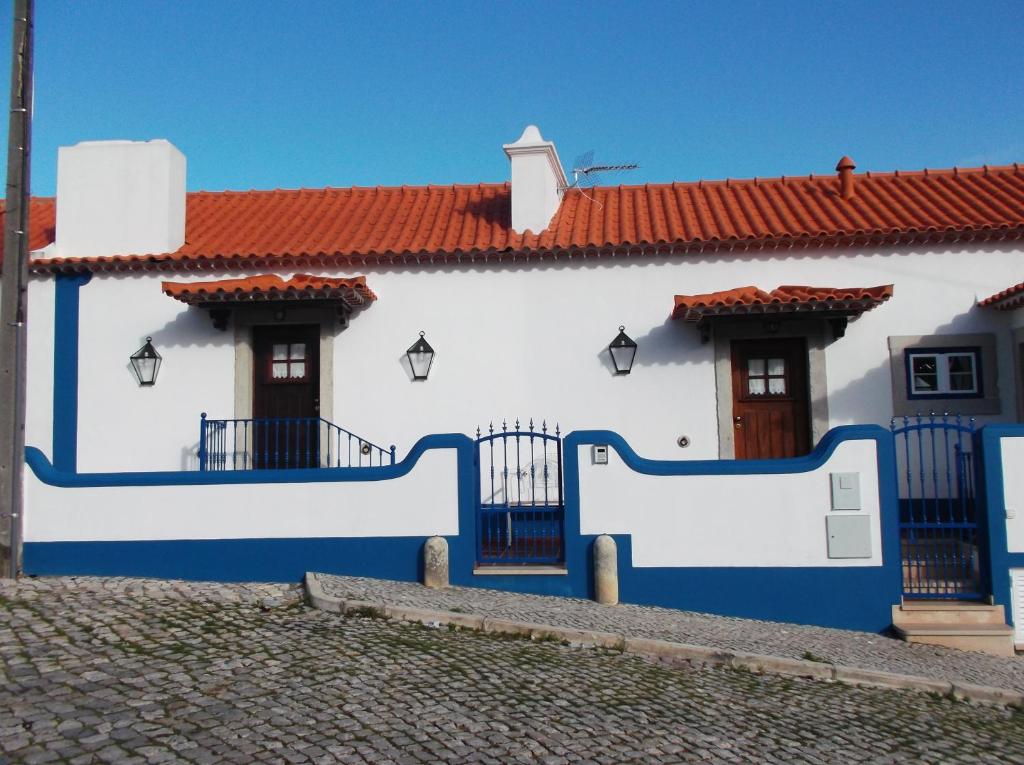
567;150;639;207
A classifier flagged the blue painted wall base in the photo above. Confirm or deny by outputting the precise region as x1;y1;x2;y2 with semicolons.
24;537;427;584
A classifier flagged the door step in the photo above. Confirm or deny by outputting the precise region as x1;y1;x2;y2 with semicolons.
892;602;1016;657
473;566;568;576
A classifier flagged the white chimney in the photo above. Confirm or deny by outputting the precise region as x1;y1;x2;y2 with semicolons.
502;125;567;235
52;139;186;259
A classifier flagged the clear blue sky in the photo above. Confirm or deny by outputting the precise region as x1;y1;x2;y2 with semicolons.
3;0;1022;196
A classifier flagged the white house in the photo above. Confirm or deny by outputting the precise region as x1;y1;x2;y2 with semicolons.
8;127;1024;644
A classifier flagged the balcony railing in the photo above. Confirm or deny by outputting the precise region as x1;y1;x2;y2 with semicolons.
198;414;395;471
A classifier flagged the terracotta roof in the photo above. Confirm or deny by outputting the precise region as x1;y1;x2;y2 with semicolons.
162;274;377;308
979;281;1024;310
671;285;894;321
8;161;1024;273
0;197;57;266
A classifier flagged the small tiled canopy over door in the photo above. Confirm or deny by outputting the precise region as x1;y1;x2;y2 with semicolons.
252;324;321;468
731;338;810;459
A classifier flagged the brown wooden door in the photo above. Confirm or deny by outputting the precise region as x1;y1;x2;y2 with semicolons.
253;325;320;468
731;338;810;460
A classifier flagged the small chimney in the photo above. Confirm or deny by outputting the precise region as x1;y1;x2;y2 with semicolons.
836;155;856;200
502;125;568;234
53;139;186;260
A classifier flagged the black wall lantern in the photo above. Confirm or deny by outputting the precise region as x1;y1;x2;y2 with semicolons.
406;331;435;380
130;336;162;386
608;325;637;374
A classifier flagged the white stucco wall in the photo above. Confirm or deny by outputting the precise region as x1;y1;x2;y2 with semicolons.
23;242;1023;472
23;448;457;542
1002;436;1024;553
577;438;882;567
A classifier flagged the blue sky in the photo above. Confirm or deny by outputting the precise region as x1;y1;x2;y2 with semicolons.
3;0;1023;195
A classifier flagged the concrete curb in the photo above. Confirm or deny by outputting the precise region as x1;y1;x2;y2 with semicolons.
302;573;1023;708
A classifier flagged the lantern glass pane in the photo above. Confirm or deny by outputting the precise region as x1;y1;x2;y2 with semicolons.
133;357;155;383
609;344;636;373
410;351;432;378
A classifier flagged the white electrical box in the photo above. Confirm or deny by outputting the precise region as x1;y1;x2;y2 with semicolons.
592;445;609;465
826;515;872;558
830;472;861;511
1012;570;1024;647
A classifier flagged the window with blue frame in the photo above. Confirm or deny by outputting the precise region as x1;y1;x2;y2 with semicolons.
905;347;981;399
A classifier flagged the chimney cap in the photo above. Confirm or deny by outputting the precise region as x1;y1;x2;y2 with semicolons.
836;156;856;172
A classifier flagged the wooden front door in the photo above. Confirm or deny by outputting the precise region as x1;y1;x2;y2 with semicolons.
253;325;320;468
731;338;810;460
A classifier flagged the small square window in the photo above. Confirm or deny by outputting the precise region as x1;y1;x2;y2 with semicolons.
906;348;980;398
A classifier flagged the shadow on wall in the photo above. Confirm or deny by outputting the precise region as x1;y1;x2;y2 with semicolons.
825;306;1014;430
594;317;706;374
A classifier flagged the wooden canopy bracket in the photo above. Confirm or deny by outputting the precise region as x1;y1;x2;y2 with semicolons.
210;308;231;331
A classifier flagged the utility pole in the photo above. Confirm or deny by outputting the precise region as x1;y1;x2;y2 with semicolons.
0;0;33;579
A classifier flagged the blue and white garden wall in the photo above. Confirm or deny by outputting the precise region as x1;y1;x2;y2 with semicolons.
24;424;907;633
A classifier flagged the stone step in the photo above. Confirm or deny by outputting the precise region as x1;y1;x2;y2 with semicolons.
892;623;1016;658
891;602;1007;626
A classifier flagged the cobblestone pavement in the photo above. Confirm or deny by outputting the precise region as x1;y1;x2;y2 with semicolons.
2;577;1024;765
317;574;1024;693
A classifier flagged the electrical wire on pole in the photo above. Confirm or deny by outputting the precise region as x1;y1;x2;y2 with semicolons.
0;0;34;579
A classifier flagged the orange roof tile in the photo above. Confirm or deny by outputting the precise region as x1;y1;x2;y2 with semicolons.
0;197;56;266
5;162;1023;273
162;274;376;308
671;285;893;321
979;281;1024;310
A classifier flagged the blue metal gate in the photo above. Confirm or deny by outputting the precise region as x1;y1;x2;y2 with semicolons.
475;420;564;566
891;414;982;600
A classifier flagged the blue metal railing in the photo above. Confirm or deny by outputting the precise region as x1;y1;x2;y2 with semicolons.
891;413;980;600
198;413;395;471
475;419;564;566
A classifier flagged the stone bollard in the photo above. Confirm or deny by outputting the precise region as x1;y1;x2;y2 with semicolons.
423;536;449;589
593;534;618;605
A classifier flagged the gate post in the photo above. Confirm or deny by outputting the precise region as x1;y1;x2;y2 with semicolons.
594;535;618;605
423;536;449;589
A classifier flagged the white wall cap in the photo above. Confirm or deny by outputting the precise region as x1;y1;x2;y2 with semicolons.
503;124;546;148
54;138;186;259
503;124;568;190
66;138;178;149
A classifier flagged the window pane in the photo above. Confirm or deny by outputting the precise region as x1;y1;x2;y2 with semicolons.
748;378;766;395
768;377;786;395
748;358;765;376
272;343;288;361
272;362;289;379
912;373;937;392
948;353;977;392
911;356;938;393
767;358;785;376
290;343;306;360
949;373;975;392
290;362;306;379
912;356;937;375
947;354;974;375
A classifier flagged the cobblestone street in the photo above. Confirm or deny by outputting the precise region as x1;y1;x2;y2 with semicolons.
2;578;1023;764
316;575;1024;693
